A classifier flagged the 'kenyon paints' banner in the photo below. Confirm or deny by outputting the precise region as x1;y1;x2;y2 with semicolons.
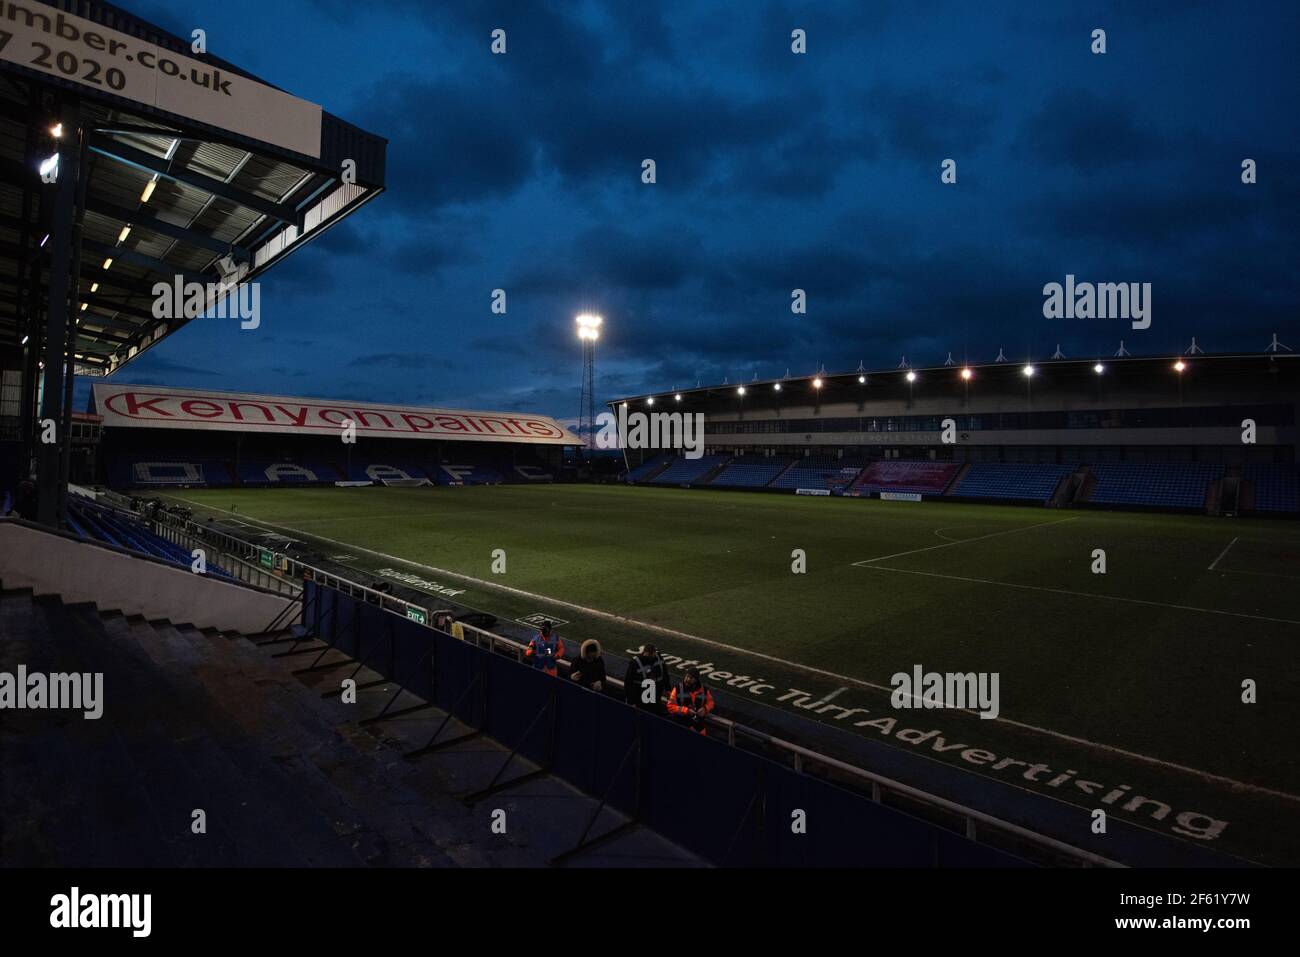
90;384;581;445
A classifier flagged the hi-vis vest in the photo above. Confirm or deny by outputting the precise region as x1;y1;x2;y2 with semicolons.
530;633;561;668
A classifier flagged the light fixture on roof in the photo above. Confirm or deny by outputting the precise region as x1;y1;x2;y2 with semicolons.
80;303;87;311
647;397;654;406
101;257;113;270
812;377;822;389
960;367;972;380
737;386;746;396
575;313;602;341
140;177;158;204
90;282;99;293
118;225;131;243
1174;359;1186;372
1093;363;1105;374
21;335;29;345
674;393;681;401
773;382;782;391
51;123;63;138
1022;364;1035;377
39;153;59;182
857;374;866;384
905;370;917;382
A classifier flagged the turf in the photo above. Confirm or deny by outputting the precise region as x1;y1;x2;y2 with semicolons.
169;483;1300;863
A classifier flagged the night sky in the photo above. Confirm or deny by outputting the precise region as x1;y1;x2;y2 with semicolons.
82;0;1300;420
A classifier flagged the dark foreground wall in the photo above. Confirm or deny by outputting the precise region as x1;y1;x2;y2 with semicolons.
307;581;1029;868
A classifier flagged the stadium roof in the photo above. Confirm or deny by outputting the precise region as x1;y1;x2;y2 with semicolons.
1;0;387;376
89;383;583;446
610;351;1299;408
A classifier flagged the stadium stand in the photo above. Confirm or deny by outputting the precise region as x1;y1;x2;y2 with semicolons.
624;453;676;483
429;461;506;485
110;457;235;489
1243;463;1299;512
648;454;731;485
66;499;234;581
953;463;1075;503
236;460;343;486
344;461;433;484
851;461;960;497
707;455;794;488
769;455;867;491
1085;463;1222;510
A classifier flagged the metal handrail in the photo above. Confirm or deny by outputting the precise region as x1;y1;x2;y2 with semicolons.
148;507;1120;868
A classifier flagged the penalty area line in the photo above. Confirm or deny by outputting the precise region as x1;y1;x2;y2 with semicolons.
853;517;1078;565
169;496;1300;807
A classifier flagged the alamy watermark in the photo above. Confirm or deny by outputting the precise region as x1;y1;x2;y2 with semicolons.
0;667;102;719
891;665;1000;719
1042;274;1150;330
596;406;704;459
152;274;260;329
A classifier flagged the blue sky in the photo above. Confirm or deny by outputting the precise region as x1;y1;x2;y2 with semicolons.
85;0;1300;418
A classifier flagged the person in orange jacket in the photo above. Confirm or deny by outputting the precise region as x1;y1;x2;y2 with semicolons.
666;668;715;734
524;620;564;676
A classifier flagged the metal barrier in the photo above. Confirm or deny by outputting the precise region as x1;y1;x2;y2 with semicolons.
149;506;1119;867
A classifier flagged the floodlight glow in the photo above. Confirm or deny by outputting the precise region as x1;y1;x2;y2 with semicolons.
857;375;866;384
905;370;917;382
140;178;157;203
737;386;746;396
1093;363;1105;374
674;393;681;401
960;368;972;380
1022;364;1035;377
39;153;58;180
575;313;603;341
812;377;822;389
773;382;782;391
51;123;63;138
1174;359;1186;372
118;225;131;243
647;397;655;406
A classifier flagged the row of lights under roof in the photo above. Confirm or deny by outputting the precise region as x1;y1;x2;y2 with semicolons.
629;360;1191;404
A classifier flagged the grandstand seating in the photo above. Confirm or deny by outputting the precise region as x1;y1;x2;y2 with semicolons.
429;461;506;485
707;455;793;488
110;457;234;488
66;499;233;580
953;463;1075;503
625;453;675;483
1243;463;1299;512
236;460;342;486
851;461;959;496
1086;463;1221;509
345;461;433;483
647;454;731;485
769;455;866;491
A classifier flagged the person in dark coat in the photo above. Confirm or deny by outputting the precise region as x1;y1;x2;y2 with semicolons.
569;638;607;693
623;643;669;713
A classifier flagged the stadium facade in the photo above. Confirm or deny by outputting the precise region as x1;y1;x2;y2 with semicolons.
613;353;1299;515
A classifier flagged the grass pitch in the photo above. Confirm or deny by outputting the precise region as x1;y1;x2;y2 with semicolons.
171;483;1300;864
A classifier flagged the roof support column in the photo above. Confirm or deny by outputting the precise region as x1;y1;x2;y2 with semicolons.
36;98;81;527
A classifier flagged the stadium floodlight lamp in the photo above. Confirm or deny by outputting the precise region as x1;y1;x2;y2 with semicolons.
905;370;917;382
857;374;866;384
575;313;603;341
647;397;655;406
737;386;746;396
140;177;157;204
101;257;113;270
1093;363;1105;374
812;377;823;389
1174;359;1186;372
773;382;782;391
674;393;682;401
1022;364;1035;377
960;367;972;380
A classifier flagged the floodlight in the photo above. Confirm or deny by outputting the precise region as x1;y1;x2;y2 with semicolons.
1093;363;1105;374
960;368;972;380
647;397;655;406
812;377;823;389
737;386;746;396
1022;364;1035;377
575;313;603;341
905;370;917;382
1174;360;1186;372
773;382;782;391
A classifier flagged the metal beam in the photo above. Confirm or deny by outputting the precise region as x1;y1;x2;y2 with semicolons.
90;136;301;226
84;197;251;260
81;238;208;286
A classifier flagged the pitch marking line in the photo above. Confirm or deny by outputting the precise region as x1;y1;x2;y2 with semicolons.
170;495;1300;806
1208;536;1240;572
853;517;1078;564
860;564;1300;628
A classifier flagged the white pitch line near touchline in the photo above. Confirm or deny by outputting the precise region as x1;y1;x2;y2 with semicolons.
1207;536;1240;572
171;496;1300;805
852;517;1079;564
860;564;1300;627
